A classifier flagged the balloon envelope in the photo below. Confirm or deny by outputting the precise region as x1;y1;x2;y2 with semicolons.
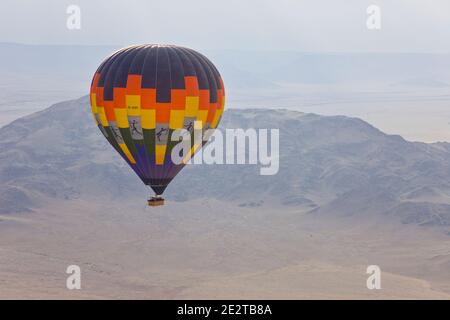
89;45;225;195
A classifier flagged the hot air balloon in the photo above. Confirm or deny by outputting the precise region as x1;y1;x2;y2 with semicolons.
89;45;225;206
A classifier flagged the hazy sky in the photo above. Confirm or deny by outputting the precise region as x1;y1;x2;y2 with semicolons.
1;0;449;52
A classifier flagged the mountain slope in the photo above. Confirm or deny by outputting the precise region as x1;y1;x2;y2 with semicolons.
0;96;449;228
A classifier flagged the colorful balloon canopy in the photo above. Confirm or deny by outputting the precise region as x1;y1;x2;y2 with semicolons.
89;45;225;196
